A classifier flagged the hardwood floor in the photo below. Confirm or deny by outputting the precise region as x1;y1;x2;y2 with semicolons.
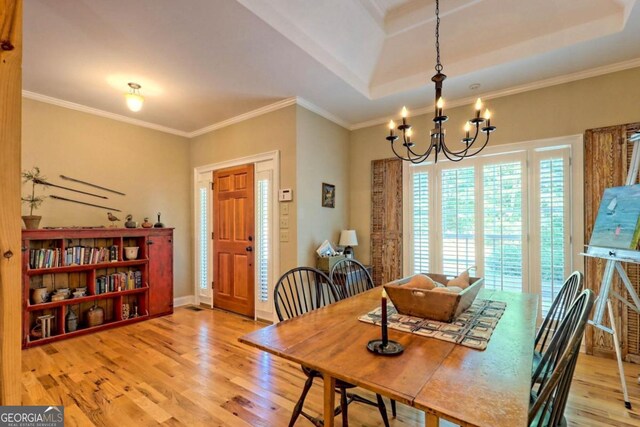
22;307;640;426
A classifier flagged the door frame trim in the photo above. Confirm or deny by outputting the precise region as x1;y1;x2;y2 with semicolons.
193;150;280;318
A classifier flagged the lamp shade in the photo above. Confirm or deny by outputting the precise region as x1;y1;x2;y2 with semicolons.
339;230;358;247
125;92;144;112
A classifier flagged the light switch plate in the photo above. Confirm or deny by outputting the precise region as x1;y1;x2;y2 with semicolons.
279;216;289;228
280;229;289;242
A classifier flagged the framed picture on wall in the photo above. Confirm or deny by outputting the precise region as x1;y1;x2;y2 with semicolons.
322;183;335;208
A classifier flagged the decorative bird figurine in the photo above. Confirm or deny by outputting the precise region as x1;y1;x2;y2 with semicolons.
107;212;121;228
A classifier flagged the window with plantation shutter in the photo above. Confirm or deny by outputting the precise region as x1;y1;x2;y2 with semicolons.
199;186;209;291
412;171;430;273
483;161;524;292
441;167;475;276
406;139;576;313
257;178;270;302
537;156;569;317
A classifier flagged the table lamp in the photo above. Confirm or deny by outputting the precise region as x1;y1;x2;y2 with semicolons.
339;230;358;259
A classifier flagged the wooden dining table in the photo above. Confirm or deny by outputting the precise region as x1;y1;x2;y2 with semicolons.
239;287;538;427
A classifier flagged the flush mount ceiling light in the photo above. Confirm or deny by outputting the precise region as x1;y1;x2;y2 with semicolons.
386;0;496;164
125;82;144;112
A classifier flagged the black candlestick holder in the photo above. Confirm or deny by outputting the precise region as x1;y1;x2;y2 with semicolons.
367;339;404;356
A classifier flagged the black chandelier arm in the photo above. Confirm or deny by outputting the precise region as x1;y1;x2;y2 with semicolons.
444;125;480;156
390;138;428;163
402;134;437;160
445;131;492;159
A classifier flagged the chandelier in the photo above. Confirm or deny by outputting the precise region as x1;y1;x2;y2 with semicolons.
386;0;496;164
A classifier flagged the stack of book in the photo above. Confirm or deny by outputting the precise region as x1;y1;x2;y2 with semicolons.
65;245;117;266
29;248;62;269
95;270;142;294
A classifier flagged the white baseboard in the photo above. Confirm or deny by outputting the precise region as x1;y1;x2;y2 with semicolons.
174;295;196;308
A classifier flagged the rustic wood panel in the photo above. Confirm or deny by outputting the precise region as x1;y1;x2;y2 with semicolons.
584;123;640;360
0;0;22;405
624;123;640;363
371;159;403;285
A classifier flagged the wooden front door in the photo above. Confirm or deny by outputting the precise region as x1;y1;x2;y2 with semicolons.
213;165;255;317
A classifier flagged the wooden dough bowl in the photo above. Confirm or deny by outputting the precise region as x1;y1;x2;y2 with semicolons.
383;273;485;323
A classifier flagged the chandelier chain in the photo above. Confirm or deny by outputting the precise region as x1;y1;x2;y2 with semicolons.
435;0;442;73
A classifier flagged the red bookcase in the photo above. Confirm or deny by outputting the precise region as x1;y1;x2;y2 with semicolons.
21;228;173;348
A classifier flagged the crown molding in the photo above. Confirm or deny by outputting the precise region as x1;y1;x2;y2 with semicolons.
187;97;298;138
295;97;351;129
22;91;190;137
350;56;640;130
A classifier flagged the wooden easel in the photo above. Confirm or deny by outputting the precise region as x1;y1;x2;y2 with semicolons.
583;131;640;409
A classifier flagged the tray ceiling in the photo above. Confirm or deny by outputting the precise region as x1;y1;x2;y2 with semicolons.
24;0;640;133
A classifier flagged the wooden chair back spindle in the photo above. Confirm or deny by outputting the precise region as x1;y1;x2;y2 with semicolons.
330;259;375;299
274;267;339;322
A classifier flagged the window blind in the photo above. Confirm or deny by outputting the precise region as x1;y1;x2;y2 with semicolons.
412;171;430;273
257;179;270;302
539;157;566;316
483;162;524;292
199;186;208;290
441;167;475;276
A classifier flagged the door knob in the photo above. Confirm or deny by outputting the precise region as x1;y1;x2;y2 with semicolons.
246;246;253;252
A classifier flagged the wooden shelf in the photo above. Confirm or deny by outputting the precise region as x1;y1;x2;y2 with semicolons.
22;228;173;348
27;259;148;275
27;286;149;311
24;314;150;348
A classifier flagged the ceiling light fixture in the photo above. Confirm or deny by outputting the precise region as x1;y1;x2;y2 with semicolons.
386;0;496;164
125;82;144;112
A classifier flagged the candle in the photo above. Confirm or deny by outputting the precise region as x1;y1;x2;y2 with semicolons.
401;106;408;125
464;121;471;140
475;98;482;119
484;109;491;127
388;120;395;136
381;288;388;347
436;97;444;117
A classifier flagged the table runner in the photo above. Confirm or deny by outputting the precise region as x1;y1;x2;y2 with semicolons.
358;299;507;350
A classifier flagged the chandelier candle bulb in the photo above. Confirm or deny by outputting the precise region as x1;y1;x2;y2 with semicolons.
436;97;444;117
475;98;483;118
484;109;491;127
389;120;395;136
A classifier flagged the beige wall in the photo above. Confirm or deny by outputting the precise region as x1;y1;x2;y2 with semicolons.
296;105;350;266
189;105;298;274
21;98;193;297
350;66;640;265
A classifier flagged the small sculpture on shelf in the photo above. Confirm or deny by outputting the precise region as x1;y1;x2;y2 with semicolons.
141;217;153;228
30;286;49;304
124;214;138;228
122;303;130;320
154;212;164;228
107;212;121;228
66;307;78;332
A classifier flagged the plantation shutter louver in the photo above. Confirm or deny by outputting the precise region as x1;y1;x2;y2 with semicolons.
412;171;430;273
441;167;475;276
257;179;270;302
483;161;524;292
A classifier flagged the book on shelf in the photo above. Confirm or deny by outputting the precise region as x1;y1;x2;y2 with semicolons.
95;269;142;294
63;245;116;266
29;248;62;269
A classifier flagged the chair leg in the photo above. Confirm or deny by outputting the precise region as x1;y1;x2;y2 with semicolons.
340;388;349;427
391;399;397;417
288;375;314;427
376;394;390;427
